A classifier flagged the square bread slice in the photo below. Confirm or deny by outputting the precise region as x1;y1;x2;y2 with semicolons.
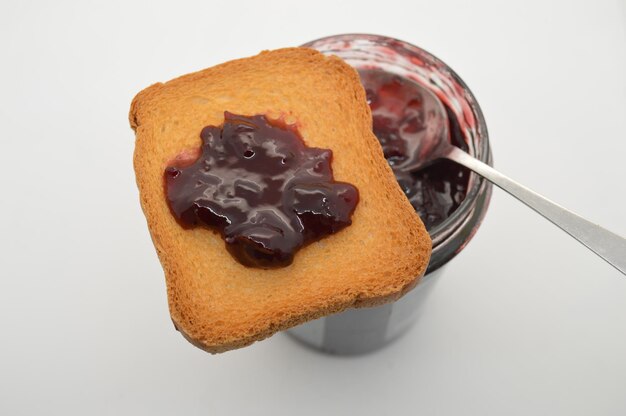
130;47;431;353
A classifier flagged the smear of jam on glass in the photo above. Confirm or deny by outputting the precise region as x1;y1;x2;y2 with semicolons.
360;69;471;230
165;112;359;269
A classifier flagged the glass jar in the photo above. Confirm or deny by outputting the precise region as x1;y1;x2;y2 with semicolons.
286;34;493;354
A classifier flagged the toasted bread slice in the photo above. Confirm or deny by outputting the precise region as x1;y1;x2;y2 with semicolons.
130;47;431;353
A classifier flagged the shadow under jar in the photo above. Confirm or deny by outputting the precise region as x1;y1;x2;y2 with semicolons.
286;34;493;355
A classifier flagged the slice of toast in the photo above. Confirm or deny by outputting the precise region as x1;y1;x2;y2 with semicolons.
130;47;431;353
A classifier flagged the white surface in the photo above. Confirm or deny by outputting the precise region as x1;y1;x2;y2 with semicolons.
1;0;626;414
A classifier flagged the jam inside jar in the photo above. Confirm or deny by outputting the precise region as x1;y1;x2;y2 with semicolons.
303;34;493;273
360;69;471;231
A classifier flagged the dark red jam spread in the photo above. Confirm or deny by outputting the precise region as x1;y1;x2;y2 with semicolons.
360;69;471;230
165;113;359;269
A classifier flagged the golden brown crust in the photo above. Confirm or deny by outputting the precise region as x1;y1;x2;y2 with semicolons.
130;47;431;353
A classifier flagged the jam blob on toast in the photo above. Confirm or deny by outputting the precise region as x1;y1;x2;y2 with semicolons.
165;113;359;269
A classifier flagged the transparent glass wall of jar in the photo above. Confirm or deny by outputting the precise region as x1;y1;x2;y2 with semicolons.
286;34;493;355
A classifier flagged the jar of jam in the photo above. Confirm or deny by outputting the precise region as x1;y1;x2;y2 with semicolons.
286;34;493;354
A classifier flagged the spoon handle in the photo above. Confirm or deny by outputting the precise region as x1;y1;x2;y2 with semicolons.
446;146;626;276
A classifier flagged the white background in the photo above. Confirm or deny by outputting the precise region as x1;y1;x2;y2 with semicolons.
1;0;626;414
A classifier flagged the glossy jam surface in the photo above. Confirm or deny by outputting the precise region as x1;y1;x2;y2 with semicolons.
165;113;359;269
360;69;471;230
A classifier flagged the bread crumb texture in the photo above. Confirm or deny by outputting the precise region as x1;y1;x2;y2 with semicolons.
130;47;431;353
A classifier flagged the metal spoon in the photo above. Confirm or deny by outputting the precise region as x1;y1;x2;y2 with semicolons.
399;87;626;276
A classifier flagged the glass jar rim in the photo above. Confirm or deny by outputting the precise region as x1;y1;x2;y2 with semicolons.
301;33;492;251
